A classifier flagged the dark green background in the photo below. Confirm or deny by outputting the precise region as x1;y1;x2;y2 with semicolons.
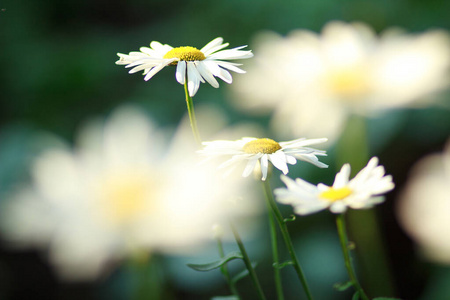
0;0;449;299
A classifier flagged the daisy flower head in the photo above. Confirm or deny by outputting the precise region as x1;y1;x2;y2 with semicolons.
116;37;253;97
231;21;450;143
199;137;328;181
397;140;450;263
275;157;394;215
0;106;260;281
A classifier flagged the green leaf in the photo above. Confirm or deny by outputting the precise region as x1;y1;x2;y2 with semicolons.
333;281;354;291
373;297;403;300
273;260;294;269
187;251;243;272
284;215;296;222
211;296;240;300
231;262;258;283
352;291;360;300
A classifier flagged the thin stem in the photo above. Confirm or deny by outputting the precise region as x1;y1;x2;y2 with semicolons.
263;184;284;300
230;221;266;300
262;180;314;300
183;82;202;146
216;236;240;296
336;213;369;300
129;253;160;300
337;115;395;296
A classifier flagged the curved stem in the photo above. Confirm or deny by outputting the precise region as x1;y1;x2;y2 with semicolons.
183;82;202;146
262;180;314;300
336;213;369;300
263;185;284;300
230;221;266;300
216;236;240;296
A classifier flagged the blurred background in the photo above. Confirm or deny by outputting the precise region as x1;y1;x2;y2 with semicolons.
1;0;449;299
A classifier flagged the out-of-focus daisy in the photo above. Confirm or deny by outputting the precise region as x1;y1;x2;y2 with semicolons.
275;157;394;215
116;37;253;97
199;137;328;181
0;107;259;280
232;21;450;143
397;141;450;264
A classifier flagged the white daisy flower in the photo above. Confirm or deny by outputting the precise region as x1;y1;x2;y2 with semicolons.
397;140;450;264
199;137;328;181
116;37;253;97
275;157;394;215
0;106;259;281
232;21;450;144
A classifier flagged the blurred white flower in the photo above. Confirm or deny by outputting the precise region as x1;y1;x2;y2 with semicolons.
232;21;450;143
0;107;259;280
275;157;394;215
199;137;328;181
397;141;450;264
116;37;253;97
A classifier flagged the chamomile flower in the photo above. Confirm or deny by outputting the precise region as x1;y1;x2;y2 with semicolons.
275;157;394;215
0;107;259;280
397;140;450;263
199;137;328;181
116;37;253;97
232;21;450;143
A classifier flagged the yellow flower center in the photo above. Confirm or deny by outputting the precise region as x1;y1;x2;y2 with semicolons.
163;46;206;65
326;66;369;99
319;186;352;202
98;172;154;226
243;138;282;154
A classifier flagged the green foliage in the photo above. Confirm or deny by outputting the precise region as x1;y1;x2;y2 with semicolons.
333;281;354;292
231;262;258;283
186;251;243;272
283;215;296;222
352;291;360;300
273;261;294;270
211;296;240;300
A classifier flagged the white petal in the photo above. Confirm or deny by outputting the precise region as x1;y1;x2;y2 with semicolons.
329;202;347;214
279;175;298;190
260;155;269;180
218;156;245;169
196;62;220;88
295;154;328;168
201;38;229;56
269;152;289;174
187;62;202;96
333;164;351;188
286;155;297;165
150;41;172;55
143;62;171;81
139;47;159;56
242;158;258;177
176;61;186;84
128;59;164;73
207;47;253;60
294;203;328;215
280;137;328;148
204;61;232;83
214;61;247;73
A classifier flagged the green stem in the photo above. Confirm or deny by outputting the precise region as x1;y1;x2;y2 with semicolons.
216;236;240;297
263;184;284;300
129;253;160;300
230;221;266;300
336;213;369;300
337;115;395;296
262;180;314;300
183;82;202;146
